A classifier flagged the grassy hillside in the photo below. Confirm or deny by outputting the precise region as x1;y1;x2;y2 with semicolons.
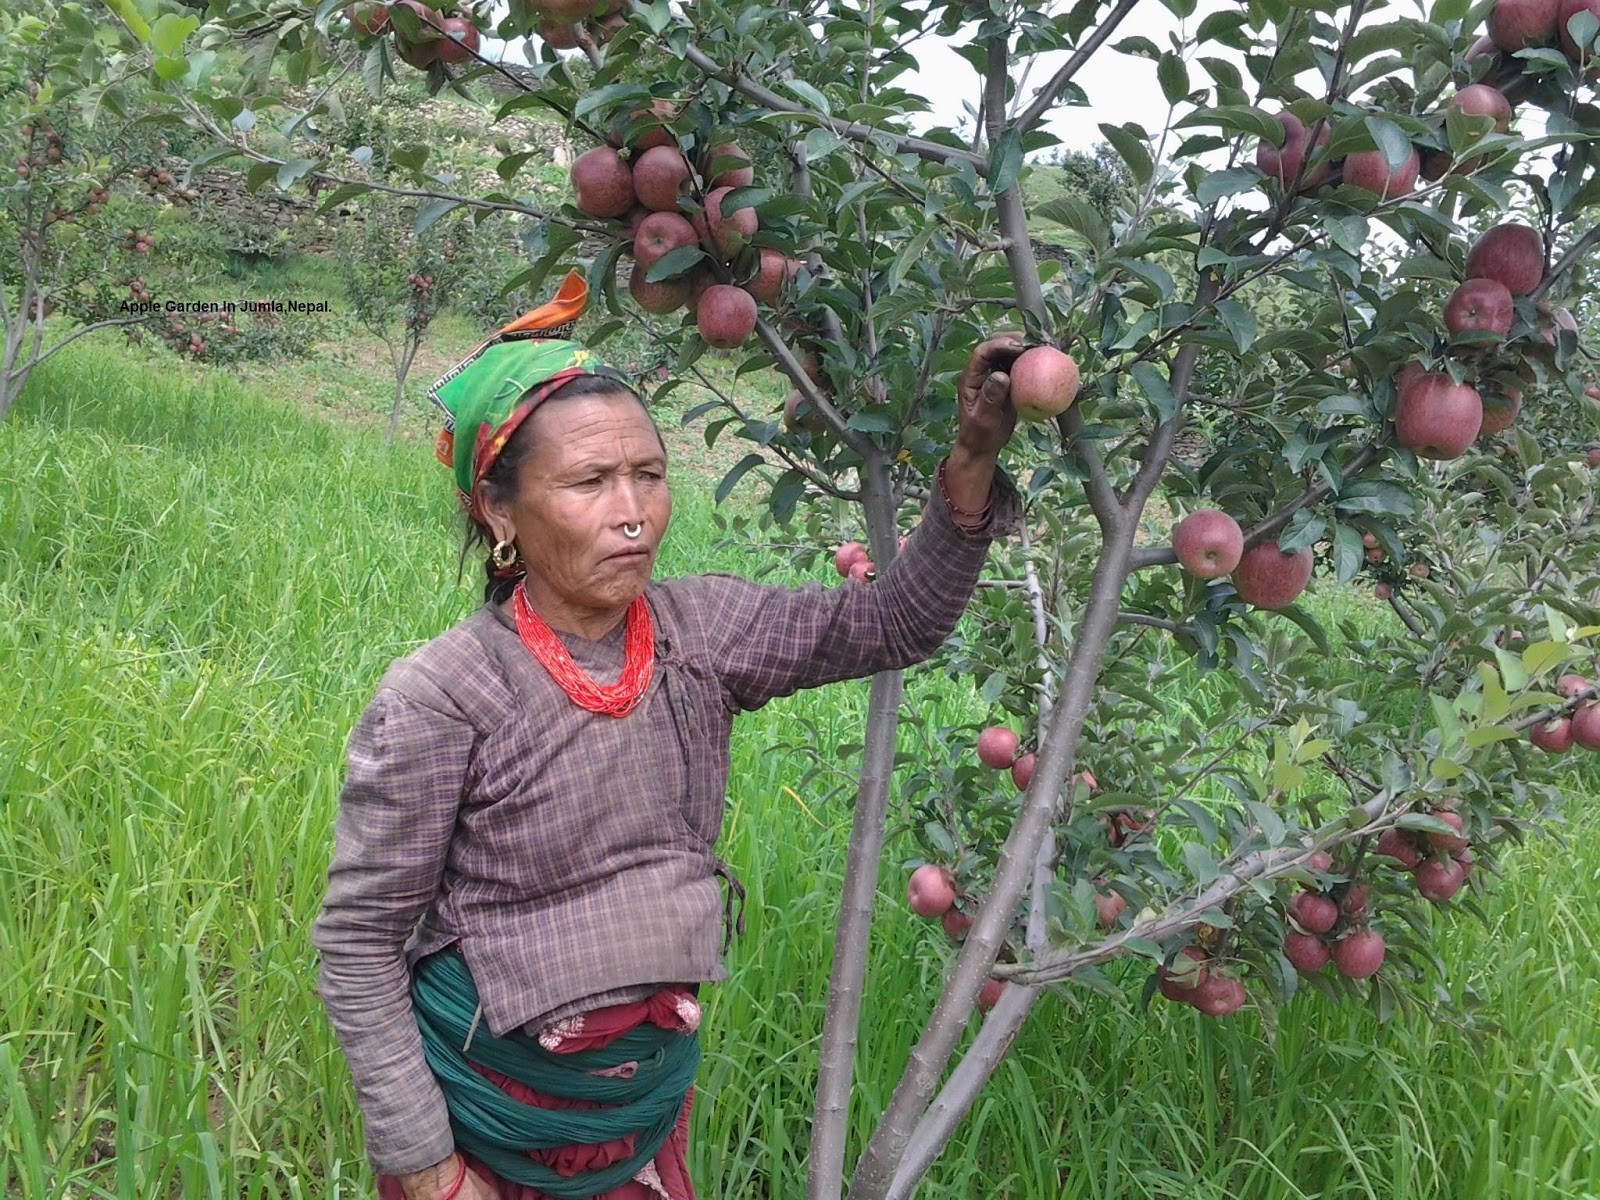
2;334;1598;1199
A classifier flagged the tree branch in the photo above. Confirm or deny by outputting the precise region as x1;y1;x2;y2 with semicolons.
1532;222;1600;301
1015;0;1141;134
1116;611;1189;634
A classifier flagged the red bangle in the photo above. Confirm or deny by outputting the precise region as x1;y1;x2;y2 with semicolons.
440;1156;469;1200
937;458;993;525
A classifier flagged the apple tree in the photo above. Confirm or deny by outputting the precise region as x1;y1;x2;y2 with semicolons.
108;0;1600;1194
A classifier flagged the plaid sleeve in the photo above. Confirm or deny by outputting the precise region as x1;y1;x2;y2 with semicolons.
310;686;475;1177
701;462;1023;713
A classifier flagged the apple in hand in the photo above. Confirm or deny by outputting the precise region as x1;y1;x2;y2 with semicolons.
1009;346;1080;421
1172;509;1245;579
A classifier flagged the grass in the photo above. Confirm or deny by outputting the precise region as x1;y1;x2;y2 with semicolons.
2;341;1599;1199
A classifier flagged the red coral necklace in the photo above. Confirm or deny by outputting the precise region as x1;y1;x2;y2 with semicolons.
511;582;655;717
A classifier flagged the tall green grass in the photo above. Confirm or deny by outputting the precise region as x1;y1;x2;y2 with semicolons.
2;345;1597;1198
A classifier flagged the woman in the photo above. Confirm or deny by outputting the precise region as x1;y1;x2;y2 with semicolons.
312;271;1025;1200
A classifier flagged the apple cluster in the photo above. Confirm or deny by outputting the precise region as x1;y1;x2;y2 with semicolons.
1527;672;1600;752
1170;509;1314;610
343;0;482;69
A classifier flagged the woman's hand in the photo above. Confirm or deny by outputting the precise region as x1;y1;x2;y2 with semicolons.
399;1154;498;1200
953;333;1026;458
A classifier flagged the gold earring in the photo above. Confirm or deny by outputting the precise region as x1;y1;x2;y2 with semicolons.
491;539;518;570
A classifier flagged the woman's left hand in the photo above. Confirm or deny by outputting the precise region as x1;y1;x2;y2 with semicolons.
954;334;1025;458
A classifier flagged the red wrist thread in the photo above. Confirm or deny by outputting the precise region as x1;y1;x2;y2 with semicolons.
440;1156;469;1200
937;458;993;526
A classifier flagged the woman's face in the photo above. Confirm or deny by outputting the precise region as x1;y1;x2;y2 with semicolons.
483;392;671;624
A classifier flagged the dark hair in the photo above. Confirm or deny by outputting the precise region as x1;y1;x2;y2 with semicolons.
460;375;666;604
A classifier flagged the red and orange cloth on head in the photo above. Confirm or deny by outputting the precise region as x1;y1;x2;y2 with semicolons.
429;270;624;523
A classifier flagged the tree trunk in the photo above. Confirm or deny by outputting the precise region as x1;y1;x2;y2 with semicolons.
388;341;416;447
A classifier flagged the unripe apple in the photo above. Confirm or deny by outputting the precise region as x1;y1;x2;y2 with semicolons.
834;542;868;577
1394;374;1482;460
1288;891;1339;934
1376;827;1424;869
1466;223;1545;296
1530;716;1575;753
1342;147;1419;199
1414;855;1468;902
1332;930;1386;978
1010;753;1035;790
1489;0;1562;48
1172;509;1244;579
1008;346;1080;421
1232;540;1314;609
1284;931;1332;973
570;146;636;219
907;864;955;917
1445;278;1514;337
976;726;1020;769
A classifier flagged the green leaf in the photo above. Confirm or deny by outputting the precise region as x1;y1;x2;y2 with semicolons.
150;12;198;56
1098;122;1153;185
715;453;767;504
1034;197;1109;253
1245;801;1288;846
988;129;1023;195
1521;640;1566;680
1331;523;1362;584
1364;114;1414;171
103;0;150;41
414;198;460;235
1130;362;1176;422
1197;167;1260;206
644;245;706;283
1495;648;1528;692
886;224;936;290
784;78;832;117
1157;52;1190;104
1214;298;1256;352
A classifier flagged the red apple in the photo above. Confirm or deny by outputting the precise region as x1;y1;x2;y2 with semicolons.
1394;374;1482;460
1466;223;1544;296
1288;891;1339;934
941;907;973;941
1589;447;1600;467
783;389;828;436
1172;509;1245;579
1232;541;1314;609
1478;388;1522;435
347;2;391;35
976;726;1020;769
1374;583;1392;600
1530;716;1575;752
1009;346;1080;422
704;142;754;188
536;18;579;47
907;864;956;917
696;284;757;348
1452;83;1514;132
632;211;697;272
631;145;691;212
1572;701;1600;749
1376;827;1424;869
745;249;800;305
1157;946;1210;1000
1557;673;1591;698
628;266;692;314
609;99;679;151
1489;0;1562;49
847;558;875;583
1332;930;1386;978
692;186;758;258
1343;147;1419;199
437;15;479;61
1255;111;1331;190
1414;855;1468;902
534;0;603;20
834;542;868;577
977;978;1005;1012
1010;753;1035;791
1188;974;1248;1016
1560;0;1600;55
1284;932;1332;973
1094;890;1128;927
1341;883;1371;918
1427;809;1470;851
1445;278;1514;337
570;146;635;219
1308;850;1335;873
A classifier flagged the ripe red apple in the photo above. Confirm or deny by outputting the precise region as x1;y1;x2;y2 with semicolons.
1589;447;1600;467
1342;147;1419;199
394;0;444;65
1374;583;1392;600
1445;278;1514;337
1572;701;1600;748
628;266;692;314
1009;346;1081;421
610;99;679;151
1530;716;1575;753
1307;850;1335;873
1455;849;1476;879
632;212;697;275
1332;930;1386;978
834;542;868;577
1157;946;1210;1000
1094;890;1128;927
1255;111;1330;190
745;249;800;305
847;558;875;583
977;978;1005;1012
1466;223;1544;296
1559;0;1600;55
1288;891;1339;934
692;186;758;258
437;16;479;61
570;146;635;219
1394;374;1482;460
1172;509;1245;579
1188;974;1248;1016
1231;541;1314;609
907;864;956;917
536;18;579;47
941;907;973;941
705;142;754;188
1376;827;1424;869
1414;855;1468;902
1427;810;1470;851
1452;83;1515;133
534;0;603;20
1284;931;1332;973
1341;883;1371;918
347;2;391;35
1010;753;1035;791
1478;388;1522;435
1557;673;1592;698
783;389;828;435
631;145;691;212
977;726;1020;769
1489;0;1562;48
696;284;757;348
